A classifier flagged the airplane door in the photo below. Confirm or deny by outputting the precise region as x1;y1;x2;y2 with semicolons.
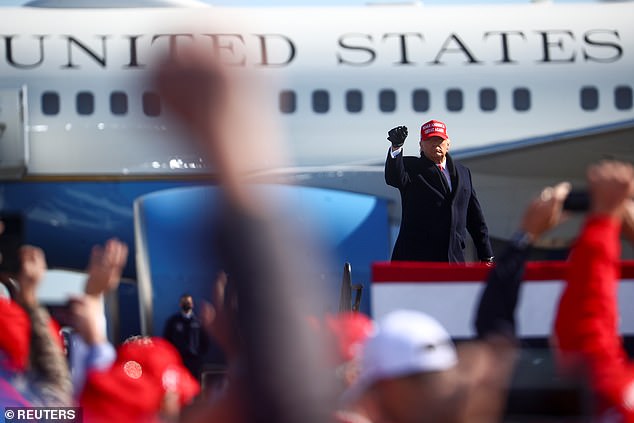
0;86;28;179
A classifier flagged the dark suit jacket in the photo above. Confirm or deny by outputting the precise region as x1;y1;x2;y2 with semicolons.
385;150;493;262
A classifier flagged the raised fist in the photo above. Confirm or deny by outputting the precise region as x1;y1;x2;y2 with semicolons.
387;126;408;148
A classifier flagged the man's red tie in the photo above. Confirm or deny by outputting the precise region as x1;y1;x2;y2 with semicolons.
438;164;451;191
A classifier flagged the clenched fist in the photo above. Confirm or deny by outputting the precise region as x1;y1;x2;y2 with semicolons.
387;126;408;148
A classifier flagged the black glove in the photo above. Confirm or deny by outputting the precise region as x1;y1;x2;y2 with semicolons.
387;126;408;148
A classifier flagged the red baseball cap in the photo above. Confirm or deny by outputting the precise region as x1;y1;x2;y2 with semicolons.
0;299;30;372
81;337;200;423
325;312;374;364
420;119;449;141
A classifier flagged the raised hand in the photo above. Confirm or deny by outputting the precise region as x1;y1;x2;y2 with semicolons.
587;161;634;219
16;245;47;307
387;125;408;149
520;182;571;241
155;45;286;214
84;238;128;297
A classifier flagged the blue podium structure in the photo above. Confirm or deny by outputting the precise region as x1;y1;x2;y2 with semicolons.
133;184;390;337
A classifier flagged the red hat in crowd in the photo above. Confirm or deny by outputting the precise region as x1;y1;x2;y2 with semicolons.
81;337;200;423
420;119;449;141
0;299;30;372
325;312;374;364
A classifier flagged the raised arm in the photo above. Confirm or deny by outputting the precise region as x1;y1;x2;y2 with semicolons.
156;45;336;423
384;126;411;189
476;182;570;340
70;238;126;397
554;161;634;415
460;182;569;423
15;246;72;406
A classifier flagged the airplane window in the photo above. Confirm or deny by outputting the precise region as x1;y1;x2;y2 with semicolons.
76;92;94;116
615;86;633;110
143;92;161;117
279;90;296;114
379;89;396;112
312;90;329;114
513;88;531;111
446;89;463;112
42;92;60;116
346;90;363;113
110;92;128;115
580;86;599;111
479;88;497;112
412;89;429;112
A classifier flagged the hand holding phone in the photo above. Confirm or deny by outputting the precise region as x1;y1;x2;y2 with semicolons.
562;190;590;212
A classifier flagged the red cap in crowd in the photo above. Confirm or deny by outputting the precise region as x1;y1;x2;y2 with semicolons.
0;299;30;372
325;312;374;364
81;337;200;423
420;119;449;141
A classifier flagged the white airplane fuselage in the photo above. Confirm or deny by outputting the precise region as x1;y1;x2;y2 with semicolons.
0;2;633;271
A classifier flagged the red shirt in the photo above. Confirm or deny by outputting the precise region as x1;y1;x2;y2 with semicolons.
555;216;634;421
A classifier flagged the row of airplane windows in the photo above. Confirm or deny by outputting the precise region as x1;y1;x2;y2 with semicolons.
280;86;634;114
41;91;162;117
39;85;633;117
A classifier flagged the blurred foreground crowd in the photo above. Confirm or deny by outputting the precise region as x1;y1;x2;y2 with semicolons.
3;47;634;423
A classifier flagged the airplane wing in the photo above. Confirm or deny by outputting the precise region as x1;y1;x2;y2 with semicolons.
456;118;634;181
452;119;634;251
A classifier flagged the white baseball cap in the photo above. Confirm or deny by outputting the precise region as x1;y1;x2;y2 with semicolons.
343;310;457;402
